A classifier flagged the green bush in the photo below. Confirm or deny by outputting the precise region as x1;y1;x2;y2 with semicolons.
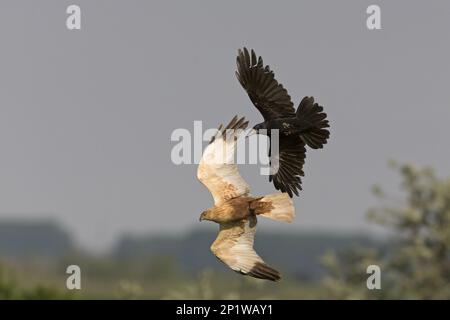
322;163;450;299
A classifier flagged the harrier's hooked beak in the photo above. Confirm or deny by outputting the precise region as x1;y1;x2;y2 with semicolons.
199;212;206;222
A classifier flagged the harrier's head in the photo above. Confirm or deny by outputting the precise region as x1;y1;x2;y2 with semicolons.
199;209;212;222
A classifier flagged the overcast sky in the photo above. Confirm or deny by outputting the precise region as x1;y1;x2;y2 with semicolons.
0;0;449;251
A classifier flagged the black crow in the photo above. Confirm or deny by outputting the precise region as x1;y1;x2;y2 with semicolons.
236;48;330;197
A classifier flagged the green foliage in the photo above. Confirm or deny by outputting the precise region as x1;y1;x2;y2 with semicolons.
2;162;448;299
0;265;16;299
0;264;73;300
322;163;450;299
164;269;268;299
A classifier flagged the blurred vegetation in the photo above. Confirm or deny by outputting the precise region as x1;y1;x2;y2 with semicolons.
0;263;73;299
322;162;450;299
0;162;448;299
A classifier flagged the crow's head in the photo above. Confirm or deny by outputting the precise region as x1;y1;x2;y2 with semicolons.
253;122;267;134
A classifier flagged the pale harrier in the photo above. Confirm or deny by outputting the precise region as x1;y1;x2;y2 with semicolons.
197;116;295;281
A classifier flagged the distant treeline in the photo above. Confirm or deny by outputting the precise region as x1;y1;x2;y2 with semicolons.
0;221;381;281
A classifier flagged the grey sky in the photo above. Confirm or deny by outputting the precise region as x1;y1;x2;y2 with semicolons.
0;0;449;251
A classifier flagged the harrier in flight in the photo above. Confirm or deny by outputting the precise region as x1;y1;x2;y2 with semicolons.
236;48;330;197
198;116;295;281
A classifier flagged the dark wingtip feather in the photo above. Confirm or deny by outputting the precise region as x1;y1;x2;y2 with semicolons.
248;262;281;282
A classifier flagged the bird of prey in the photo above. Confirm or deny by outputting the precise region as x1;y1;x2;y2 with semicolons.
236;48;330;197
197;116;295;281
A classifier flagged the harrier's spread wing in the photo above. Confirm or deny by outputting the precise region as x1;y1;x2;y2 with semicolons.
211;215;281;281
235;48;295;121
270;136;306;197
197;116;250;205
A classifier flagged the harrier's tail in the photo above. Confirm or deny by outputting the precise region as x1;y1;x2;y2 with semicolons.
251;193;295;223
296;96;330;149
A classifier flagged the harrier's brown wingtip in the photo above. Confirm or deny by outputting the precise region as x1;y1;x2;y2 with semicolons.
248;262;281;282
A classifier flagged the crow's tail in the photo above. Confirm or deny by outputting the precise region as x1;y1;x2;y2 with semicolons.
296;96;330;149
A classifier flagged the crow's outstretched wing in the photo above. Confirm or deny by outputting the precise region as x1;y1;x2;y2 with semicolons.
270;136;306;197
236;48;295;121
